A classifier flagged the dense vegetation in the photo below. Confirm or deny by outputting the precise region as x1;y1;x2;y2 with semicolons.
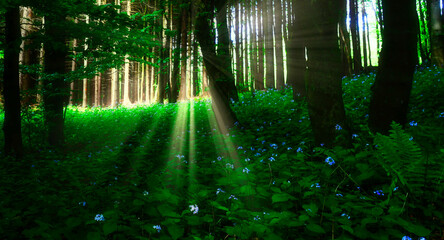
1;67;442;239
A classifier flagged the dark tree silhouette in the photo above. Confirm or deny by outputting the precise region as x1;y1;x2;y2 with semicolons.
369;0;419;134
2;6;23;157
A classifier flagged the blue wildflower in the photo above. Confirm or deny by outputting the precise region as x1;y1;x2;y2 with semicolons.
243;167;250;174
269;157;275;162
189;204;199;214
374;190;384;196
325;157;335;166
335;124;342;131
94;214;105;221
153;225;162;232
311;183;321;188
409;121;418;126
216;188;225;195
79;201;86;207
401;236;412;240
270;143;278;149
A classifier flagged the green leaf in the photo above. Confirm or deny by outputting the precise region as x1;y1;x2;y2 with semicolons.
340;224;354;234
66;217;82;227
103;222;117;236
307;223;325;234
272;193;294;203
87;232;101;240
372;207;384;216
211;201;228;211
240;185;256;195
168;225;184;240
133;199;144;206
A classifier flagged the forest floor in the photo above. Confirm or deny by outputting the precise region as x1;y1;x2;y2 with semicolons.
0;66;443;240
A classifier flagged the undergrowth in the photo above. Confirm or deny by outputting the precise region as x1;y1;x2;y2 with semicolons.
0;66;443;239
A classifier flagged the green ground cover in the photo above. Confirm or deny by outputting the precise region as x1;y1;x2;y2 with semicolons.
0;66;443;239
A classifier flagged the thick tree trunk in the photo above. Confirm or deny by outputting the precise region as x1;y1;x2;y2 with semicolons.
195;1;239;131
216;1;239;102
43;14;68;146
350;0;362;73
305;0;349;147
3;6;23;157
274;0;285;89
369;0;419;134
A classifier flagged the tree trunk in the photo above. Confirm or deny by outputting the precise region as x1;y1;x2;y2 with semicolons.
216;1;239;101
287;0;307;98
350;0;362;73
250;3;259;89
362;3;368;68
20;7;39;106
339;0;352;76
368;0;419;134
430;0;444;67
43;14;68;146
178;4;189;101
234;1;242;85
195;1;239;131
274;0;285;89
305;0;349;147
264;0;275;88
3;6;23;157
256;2;265;90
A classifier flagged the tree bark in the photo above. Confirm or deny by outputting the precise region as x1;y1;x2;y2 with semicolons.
256;1;265;90
43;13;68;146
430;0;444;67
287;0;307;98
350;0;362;73
305;0;349;147
178;3;189;101
3;6;23;157
274;0;285;89
195;1;239;131
369;0;419;134
264;0;275;88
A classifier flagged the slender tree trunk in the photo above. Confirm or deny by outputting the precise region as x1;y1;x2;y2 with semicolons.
20;7;39;106
234;1;242;85
274;0;285;89
264;0;275;88
257;2;265;90
369;0;419;134
362;2;368;68
243;2;249;88
178;3;189;101
350;0;362;73
250;3;259;89
43;13;68;146
193;35;199;96
123;0;131;105
305;0;349;147
157;2;169;103
3;6;23;157
339;0;352;76
366;12;372;66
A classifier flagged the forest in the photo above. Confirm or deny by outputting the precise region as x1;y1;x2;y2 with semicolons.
0;0;443;239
